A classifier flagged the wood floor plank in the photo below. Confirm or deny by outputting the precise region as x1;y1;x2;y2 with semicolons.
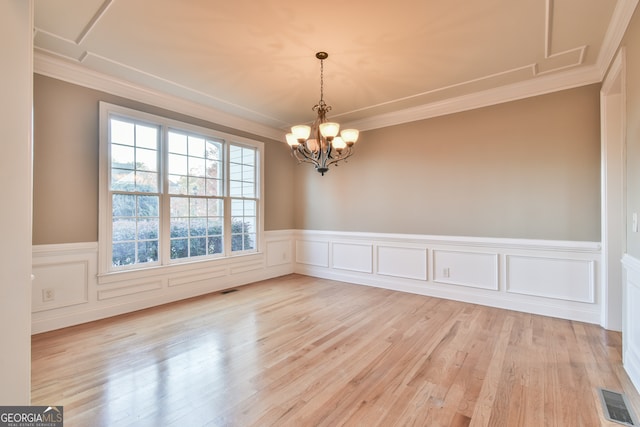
31;274;640;426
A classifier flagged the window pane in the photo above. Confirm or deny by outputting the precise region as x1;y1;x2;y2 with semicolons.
243;165;254;180
171;197;189;217
206;140;221;160
206;178;223;196
170;218;189;238
207;218;223;235
243;149;255;165
231;199;244;216
190;218;206;237
111;119;134;146
111;169;134;191
113;242;135;266
243;182;255;198
136;171;158;192
208;236;223;255
169;175;188;194
208;199;223;216
244;200;256;215
189;157;206;178
190;237;207;257
245;234;256;250
229;145;242;162
230;163;242;180
188;177;206;196
231;234;244;251
137;240;158;263
136;147;157;172
113;194;135;216
136;124;158;149
137;195;159;217
169;153;188;175
168;132;188;154
112;144;135;168
190;198;207;216
206;160;222;179
138;218;158;240
112;219;136;241
244;217;256;233
189;136;205;157
170;239;188;259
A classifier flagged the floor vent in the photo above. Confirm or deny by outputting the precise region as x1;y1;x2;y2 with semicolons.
221;289;238;295
599;388;638;426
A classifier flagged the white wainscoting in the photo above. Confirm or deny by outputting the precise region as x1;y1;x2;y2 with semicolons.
294;230;602;324
32;230;604;334
31;230;294;333
622;254;640;394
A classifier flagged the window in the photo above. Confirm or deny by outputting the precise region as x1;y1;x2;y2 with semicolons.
99;102;262;274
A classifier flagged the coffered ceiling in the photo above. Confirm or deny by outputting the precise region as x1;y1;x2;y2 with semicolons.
33;0;638;140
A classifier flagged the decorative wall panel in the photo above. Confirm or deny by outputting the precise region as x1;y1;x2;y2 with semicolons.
376;245;428;281
506;255;594;302
433;250;498;290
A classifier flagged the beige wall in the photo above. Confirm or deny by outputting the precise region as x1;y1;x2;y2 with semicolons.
1;0;33;404
623;7;640;258
35;76;603;244
33;74;294;245
294;85;602;241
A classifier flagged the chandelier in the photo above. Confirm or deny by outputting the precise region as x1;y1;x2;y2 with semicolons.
285;52;360;176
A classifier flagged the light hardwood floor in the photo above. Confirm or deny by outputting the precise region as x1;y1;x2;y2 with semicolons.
32;274;640;426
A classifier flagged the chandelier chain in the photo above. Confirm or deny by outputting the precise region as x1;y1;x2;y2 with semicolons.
319;57;324;103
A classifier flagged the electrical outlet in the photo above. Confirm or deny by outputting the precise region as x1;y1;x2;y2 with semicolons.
42;288;55;302
443;268;450;278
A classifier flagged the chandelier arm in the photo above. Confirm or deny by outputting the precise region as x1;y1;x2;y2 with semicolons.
291;146;322;169
324;148;354;168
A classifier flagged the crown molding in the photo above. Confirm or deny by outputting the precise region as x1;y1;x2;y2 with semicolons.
344;64;602;131
34;51;285;142
597;0;639;78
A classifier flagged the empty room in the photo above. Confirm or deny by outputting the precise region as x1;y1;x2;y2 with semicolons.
2;0;640;425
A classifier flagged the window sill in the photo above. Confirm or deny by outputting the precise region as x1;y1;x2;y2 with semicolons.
97;251;264;285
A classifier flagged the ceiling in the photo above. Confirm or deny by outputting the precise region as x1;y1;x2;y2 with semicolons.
33;0;637;140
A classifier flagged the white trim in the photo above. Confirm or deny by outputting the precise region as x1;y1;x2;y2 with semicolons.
600;48;627;331
596;0;640;77
622;254;640;394
294;229;601;253
344;65;602;131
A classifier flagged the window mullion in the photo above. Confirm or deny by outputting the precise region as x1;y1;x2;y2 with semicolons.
161;125;171;265
223;142;232;256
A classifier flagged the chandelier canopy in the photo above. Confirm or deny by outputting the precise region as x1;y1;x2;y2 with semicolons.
285;52;360;176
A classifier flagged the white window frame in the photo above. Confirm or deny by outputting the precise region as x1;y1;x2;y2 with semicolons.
98;102;264;277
